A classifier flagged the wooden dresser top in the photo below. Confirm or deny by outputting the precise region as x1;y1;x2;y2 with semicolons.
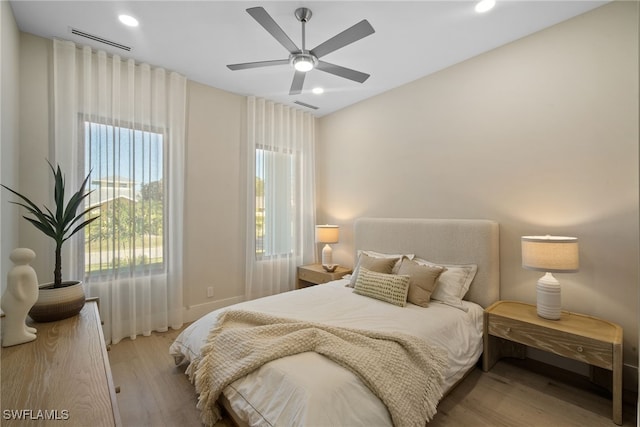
1;301;121;426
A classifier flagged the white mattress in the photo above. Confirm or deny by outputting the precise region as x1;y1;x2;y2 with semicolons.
170;279;484;426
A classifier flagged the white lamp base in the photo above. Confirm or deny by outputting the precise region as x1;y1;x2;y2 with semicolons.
321;244;333;266
536;272;561;320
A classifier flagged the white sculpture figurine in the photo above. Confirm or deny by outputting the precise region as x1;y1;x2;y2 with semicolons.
1;248;39;347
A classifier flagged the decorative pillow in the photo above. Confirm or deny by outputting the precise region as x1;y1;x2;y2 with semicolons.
397;258;446;307
414;258;478;311
348;252;403;287
353;268;410;307
358;250;415;274
347;250;415;288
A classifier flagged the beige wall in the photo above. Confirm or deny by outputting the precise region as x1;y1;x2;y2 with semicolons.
183;81;246;318
17;33;53;282
318;1;638;380
0;0;21;291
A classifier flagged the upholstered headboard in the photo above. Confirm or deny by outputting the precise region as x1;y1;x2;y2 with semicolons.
354;218;500;308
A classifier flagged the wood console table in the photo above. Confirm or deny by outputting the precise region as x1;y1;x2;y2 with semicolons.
1;301;121;426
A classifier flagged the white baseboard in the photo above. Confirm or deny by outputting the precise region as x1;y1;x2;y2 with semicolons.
182;295;245;323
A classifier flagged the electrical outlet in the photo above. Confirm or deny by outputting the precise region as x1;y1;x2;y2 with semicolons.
207;287;214;298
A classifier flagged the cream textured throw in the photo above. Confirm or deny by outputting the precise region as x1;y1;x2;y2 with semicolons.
193;310;448;427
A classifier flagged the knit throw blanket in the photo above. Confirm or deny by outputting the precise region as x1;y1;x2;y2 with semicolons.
192;310;448;427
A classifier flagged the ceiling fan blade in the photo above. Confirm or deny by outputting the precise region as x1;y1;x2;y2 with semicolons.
316;61;370;83
247;7;299;54
227;59;289;71
311;20;375;59
289;71;306;95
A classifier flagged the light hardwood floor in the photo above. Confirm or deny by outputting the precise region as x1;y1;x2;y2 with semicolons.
108;327;637;426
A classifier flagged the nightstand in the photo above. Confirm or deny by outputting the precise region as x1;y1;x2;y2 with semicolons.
297;264;352;289
483;300;623;425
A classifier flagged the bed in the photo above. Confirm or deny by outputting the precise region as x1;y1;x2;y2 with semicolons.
170;218;500;426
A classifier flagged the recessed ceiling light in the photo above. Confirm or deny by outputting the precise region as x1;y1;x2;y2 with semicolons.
475;0;496;13
312;87;324;95
118;14;139;27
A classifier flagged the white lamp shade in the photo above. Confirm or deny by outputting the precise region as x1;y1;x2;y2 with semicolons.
315;225;339;244
521;236;579;273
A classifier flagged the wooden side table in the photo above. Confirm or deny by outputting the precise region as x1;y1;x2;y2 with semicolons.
297;264;352;289
483;300;623;425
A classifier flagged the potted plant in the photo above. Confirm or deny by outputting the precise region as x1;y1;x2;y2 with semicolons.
1;161;99;322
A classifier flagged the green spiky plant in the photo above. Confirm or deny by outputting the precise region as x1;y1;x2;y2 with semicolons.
1;161;99;288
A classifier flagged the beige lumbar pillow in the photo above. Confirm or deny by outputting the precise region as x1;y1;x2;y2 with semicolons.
397;258;446;307
353;267;410;307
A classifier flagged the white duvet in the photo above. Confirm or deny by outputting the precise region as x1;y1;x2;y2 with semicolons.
170;279;484;426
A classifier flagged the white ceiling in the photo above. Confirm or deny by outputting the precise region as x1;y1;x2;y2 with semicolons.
10;1;609;117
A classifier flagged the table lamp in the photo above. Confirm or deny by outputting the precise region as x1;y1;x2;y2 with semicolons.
315;225;339;272
521;235;579;320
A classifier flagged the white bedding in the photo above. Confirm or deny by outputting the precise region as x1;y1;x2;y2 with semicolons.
170;279;484;426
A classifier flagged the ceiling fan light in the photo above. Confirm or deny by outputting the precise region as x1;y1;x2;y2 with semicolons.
293;57;314;72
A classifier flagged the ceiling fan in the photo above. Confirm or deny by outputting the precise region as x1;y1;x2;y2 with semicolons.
228;7;375;96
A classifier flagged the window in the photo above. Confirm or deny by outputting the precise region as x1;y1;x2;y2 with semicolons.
255;146;297;258
83;120;164;275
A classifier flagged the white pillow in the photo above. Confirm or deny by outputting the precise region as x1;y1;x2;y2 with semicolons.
413;258;478;311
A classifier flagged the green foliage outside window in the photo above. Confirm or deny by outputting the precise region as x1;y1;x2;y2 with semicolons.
85;180;164;274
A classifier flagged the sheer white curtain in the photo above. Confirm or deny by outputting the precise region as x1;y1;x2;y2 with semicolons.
53;39;185;343
245;97;316;300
